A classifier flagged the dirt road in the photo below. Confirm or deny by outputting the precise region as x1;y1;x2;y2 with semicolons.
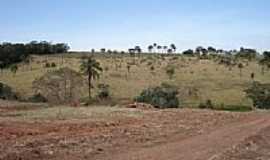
1;107;270;160
102;114;270;160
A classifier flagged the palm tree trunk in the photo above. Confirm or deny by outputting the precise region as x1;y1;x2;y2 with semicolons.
88;74;92;100
262;66;265;75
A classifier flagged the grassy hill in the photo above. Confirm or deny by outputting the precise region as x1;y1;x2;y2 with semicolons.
1;53;269;107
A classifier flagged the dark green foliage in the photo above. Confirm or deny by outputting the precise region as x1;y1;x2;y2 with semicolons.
28;93;47;103
135;83;179;109
245;82;270;109
0;82;17;100
236;47;257;61
0;41;69;68
182;49;194;56
97;84;110;99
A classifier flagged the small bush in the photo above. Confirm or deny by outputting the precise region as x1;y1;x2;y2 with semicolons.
198;99;213;109
0;82;17;100
28;93;47;103
134;83;179;109
51;62;57;68
166;66;175;79
97;84;110;99
45;62;51;68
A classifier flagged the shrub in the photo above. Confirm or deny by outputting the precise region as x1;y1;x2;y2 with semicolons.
134;83;179;109
166;66;175;79
51;62;57;68
45;62;51;68
198;99;213;109
245;82;270;109
150;66;155;71
28;93;47;103
97;84;110;99
0;82;17;100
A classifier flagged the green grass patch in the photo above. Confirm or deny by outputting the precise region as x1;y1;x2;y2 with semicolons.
215;104;253;112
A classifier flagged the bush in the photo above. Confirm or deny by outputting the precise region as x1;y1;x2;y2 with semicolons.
134;83;179;109
245;82;270;109
198;99;213;109
28;93;47;103
166;66;175;79
97;84;110;99
45;62;51;68
51;62;57;68
0;82;17;100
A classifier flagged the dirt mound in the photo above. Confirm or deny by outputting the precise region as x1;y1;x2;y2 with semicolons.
32;67;85;104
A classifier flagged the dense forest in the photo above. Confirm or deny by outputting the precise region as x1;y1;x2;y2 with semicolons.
0;41;69;68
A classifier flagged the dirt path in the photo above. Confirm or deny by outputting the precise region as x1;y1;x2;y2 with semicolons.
104;115;270;160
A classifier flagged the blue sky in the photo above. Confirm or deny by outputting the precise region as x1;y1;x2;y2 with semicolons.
1;0;270;52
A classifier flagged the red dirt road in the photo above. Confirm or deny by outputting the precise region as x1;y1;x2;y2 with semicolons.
105;115;270;160
0;107;270;160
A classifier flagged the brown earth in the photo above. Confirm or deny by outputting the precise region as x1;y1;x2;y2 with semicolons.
0;105;269;160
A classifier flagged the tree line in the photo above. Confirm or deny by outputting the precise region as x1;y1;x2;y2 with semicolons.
0;41;69;68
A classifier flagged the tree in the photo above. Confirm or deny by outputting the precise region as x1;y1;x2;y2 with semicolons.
259;51;270;75
157;46;162;53
170;44;177;53
236;47;257;61
259;59;267;75
127;64;131;73
153;43;157;53
182;49;194;56
163;46;168;53
148;45;154;53
238;63;244;78
207;46;216;53
134;46;142;54
80;56;103;100
100;48;106;53
251;73;255;82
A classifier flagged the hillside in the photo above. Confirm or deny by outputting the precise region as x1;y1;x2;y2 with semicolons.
0;53;269;107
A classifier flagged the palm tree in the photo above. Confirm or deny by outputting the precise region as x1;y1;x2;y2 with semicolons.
153;43;157;53
134;46;142;54
80;56;103;100
148;45;154;53
238;63;244;78
163;46;168;53
170;44;177;53
157;46;162;53
259;58;268;75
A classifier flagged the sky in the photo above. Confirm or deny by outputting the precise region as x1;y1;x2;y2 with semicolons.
0;0;270;52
